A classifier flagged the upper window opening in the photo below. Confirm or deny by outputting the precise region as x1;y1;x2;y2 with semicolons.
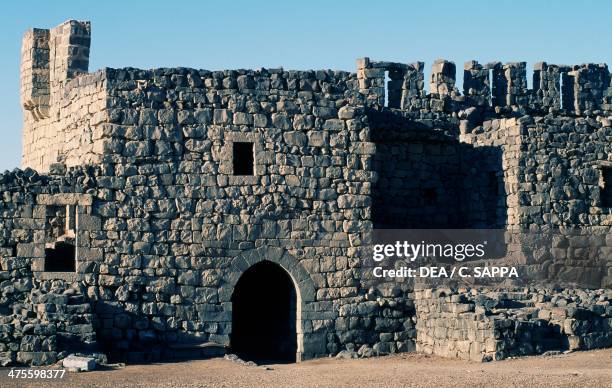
44;204;76;272
233;142;254;176
45;241;75;272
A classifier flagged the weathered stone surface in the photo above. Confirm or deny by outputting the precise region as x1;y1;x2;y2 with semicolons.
63;355;96;371
4;20;610;367
415;288;612;361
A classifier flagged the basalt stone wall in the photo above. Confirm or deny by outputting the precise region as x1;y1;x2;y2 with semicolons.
460;117;522;227
91;66;401;361
0;169;99;366
371;110;507;229
11;61;422;363
0;165;416;364
415;288;612;361
371;114;464;228
11;19;612;365
21;71;107;172
514;116;610;228
512;116;612;287
460;114;611;288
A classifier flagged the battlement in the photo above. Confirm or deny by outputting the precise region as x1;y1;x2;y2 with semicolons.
358;57;612;116
20;20;612;173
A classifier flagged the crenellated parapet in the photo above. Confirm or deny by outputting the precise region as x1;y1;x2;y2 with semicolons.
357;57;611;117
19;20;611;173
463;60;490;107
565;63;610;114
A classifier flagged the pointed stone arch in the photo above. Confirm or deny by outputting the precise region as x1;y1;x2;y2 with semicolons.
220;246;317;362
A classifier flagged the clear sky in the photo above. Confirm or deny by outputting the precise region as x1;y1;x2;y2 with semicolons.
1;0;610;171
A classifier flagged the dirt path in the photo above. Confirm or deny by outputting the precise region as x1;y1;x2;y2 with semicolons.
1;349;611;388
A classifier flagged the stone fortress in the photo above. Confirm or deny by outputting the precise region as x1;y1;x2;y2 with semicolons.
0;19;610;366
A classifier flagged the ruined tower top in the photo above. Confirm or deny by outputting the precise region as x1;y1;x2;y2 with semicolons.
20;20;91;120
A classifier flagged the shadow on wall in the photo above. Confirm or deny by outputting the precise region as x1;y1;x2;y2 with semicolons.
370;110;507;229
94;296;228;364
93;260;299;365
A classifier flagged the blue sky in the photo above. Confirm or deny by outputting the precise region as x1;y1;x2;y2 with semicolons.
1;0;610;171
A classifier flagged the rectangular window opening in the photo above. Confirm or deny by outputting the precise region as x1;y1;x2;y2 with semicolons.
44;204;76;272
233;142;255;176
45;241;76;272
602;167;612;208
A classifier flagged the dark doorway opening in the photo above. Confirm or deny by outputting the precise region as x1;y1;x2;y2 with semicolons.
44;241;76;272
231;261;297;363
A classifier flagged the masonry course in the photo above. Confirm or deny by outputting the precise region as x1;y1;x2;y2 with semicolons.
0;20;610;366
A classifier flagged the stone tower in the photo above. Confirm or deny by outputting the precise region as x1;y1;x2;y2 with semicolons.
20;20;92;171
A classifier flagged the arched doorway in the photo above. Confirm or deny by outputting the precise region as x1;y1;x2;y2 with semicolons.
231;260;297;363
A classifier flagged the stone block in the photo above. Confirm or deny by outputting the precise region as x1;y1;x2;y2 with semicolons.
63;355;96;371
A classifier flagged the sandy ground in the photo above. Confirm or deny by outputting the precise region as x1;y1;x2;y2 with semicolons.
0;349;611;388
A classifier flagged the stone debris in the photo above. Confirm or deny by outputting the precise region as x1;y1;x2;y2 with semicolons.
62;354;96;371
335;350;358;359
357;345;375;358
224;354;257;366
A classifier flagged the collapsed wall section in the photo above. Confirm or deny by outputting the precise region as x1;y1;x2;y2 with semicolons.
415;288;612;361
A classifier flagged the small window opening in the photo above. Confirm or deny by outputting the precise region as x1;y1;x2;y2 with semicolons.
233;142;254;176
601;167;612;208
423;188;437;205
45;241;76;272
44;204;76;272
